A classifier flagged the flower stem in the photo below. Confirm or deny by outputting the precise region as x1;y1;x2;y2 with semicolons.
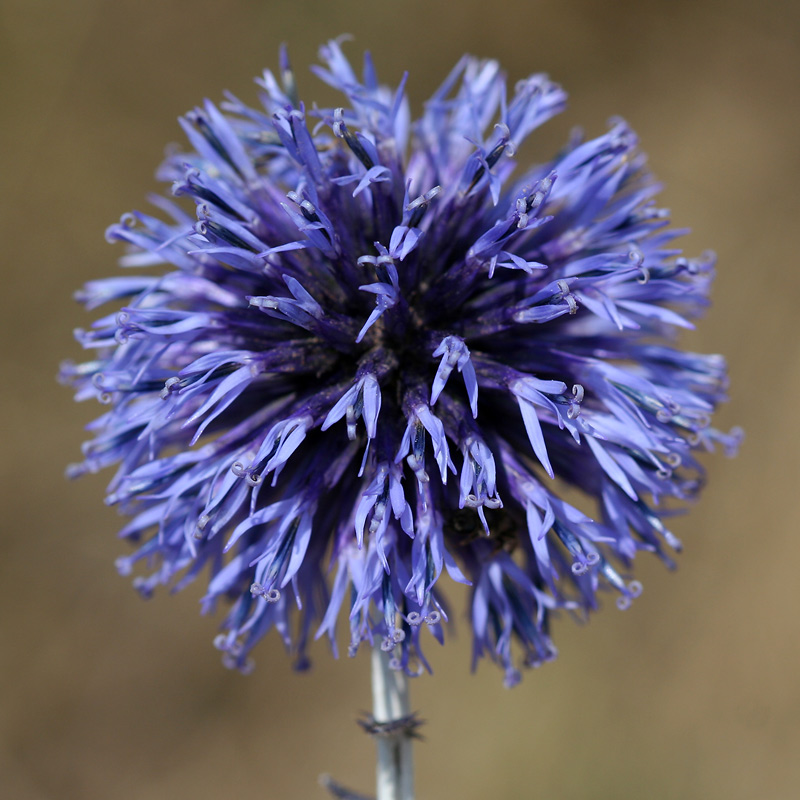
371;646;415;800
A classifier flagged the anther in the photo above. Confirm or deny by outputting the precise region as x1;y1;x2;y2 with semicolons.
412;421;426;461
406;185;441;228
345;404;358;441
238;659;256;676
425;611;441;626
160;376;180;399
485;141;507;170
332;107;346;138
250;583;281;603
332;107;374;169
132;577;154;600
115;556;132;576
572;384;585;402
300;200;320;223
628;245;644;267
245;471;262;487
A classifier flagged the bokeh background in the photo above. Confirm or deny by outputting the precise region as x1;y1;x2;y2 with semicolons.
2;1;797;798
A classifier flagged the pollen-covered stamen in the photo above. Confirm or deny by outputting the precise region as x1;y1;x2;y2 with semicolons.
194;214;262;254
510;278;579;324
566;383;586;421
551;521;600;577
430;335;478;418
231;461;263;487
113;308;213;344
248;281;358;348
355;462;414;547
355;463;407;548
406;186;442;229
160;376;181;399
405;422;429;486
458;436;502;534
173;171;247;221
354;247;405;342
347;395;363;441
279;190;337;255
512;173;555;231
562;283;579;315
386;185;443;262
397;395;455;490
464;176;553;280
283;191;322;228
596;556;645;610
358;251;397;287
379;573;406;651
183;109;247;181
463;124;516;197
333;107;375;170
322;371;382;443
247;414;314;486
247;504;316;600
250;583;281;603
507;374;571;478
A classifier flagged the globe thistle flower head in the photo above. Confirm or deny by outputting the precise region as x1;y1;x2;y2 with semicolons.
62;40;741;685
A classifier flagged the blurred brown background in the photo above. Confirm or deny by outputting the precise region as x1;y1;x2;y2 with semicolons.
1;0;797;798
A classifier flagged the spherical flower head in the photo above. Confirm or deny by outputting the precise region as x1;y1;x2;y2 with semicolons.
62;40;741;684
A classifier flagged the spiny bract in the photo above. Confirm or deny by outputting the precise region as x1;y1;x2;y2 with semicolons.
62;40;740;686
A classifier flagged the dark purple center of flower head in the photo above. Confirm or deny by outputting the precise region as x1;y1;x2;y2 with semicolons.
63;40;740;684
